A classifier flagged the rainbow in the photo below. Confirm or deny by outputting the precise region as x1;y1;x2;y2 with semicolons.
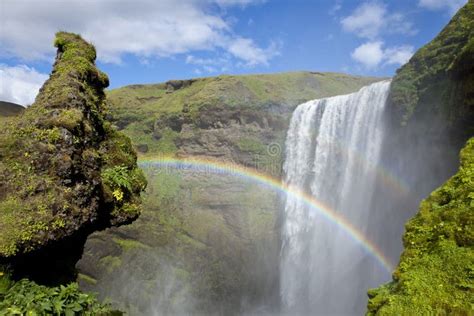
138;156;396;273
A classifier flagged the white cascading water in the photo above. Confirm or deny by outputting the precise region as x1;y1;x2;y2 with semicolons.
280;80;392;315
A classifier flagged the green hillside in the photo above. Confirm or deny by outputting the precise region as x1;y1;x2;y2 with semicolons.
107;72;381;157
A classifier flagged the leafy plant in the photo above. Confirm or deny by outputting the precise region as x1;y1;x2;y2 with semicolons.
102;166;132;192
0;277;120;315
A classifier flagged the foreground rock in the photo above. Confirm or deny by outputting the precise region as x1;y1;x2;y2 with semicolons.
0;32;146;285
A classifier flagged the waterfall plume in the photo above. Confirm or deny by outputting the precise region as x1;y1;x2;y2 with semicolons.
280;80;392;315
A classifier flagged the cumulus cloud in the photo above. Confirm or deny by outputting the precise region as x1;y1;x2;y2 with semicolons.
351;41;414;69
418;0;466;14
0;64;48;106
0;0;277;66
228;38;281;66
341;2;416;39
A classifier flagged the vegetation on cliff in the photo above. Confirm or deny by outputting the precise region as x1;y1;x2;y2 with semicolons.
0;32;146;258
0;272;114;315
0;32;145;313
388;0;473;138
368;138;474;314
107;72;381;160
368;2;474;313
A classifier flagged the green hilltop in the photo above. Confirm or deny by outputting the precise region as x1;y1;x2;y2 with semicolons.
107;71;382;157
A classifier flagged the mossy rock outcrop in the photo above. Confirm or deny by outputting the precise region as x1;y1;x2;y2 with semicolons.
367;138;474;314
0;32;146;274
388;0;474;140
368;2;474;314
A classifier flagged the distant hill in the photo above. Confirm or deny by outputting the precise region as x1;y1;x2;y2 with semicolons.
107;71;382;157
0;101;25;117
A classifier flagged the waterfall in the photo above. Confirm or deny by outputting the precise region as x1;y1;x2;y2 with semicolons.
280;80;392;315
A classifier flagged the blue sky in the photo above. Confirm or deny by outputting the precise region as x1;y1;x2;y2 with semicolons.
0;0;467;105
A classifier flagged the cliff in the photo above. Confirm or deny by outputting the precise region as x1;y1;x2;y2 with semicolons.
0;32;146;313
77;72;382;313
368;2;474;314
368;138;474;314
387;0;473;140
107;72;380;173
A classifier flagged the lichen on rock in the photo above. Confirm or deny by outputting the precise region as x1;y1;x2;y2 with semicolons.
0;32;146;260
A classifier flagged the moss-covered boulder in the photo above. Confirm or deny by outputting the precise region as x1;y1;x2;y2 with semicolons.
367;138;474;314
0;32;146;268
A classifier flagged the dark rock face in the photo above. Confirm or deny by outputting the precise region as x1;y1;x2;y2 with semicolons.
0;32;146;283
175;104;287;173
165;79;196;91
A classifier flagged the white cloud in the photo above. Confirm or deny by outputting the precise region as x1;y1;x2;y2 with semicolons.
418;0;466;14
0;0;277;66
341;2;416;39
351;42;384;69
228;38;280;66
351;41;414;69
0;64;48;106
384;45;414;65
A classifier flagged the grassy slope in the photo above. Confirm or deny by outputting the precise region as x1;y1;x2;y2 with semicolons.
107;72;381;156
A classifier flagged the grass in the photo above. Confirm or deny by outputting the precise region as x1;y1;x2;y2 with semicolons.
106;71;382;156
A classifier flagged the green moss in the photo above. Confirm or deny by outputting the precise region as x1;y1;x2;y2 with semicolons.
113;237;149;251
77;273;97;286
155;129;179;155
0;32;146;258
236;137;266;154
367;138;474;315
99;256;122;274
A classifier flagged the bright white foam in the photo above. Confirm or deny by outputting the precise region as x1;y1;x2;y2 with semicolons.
280;80;391;315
